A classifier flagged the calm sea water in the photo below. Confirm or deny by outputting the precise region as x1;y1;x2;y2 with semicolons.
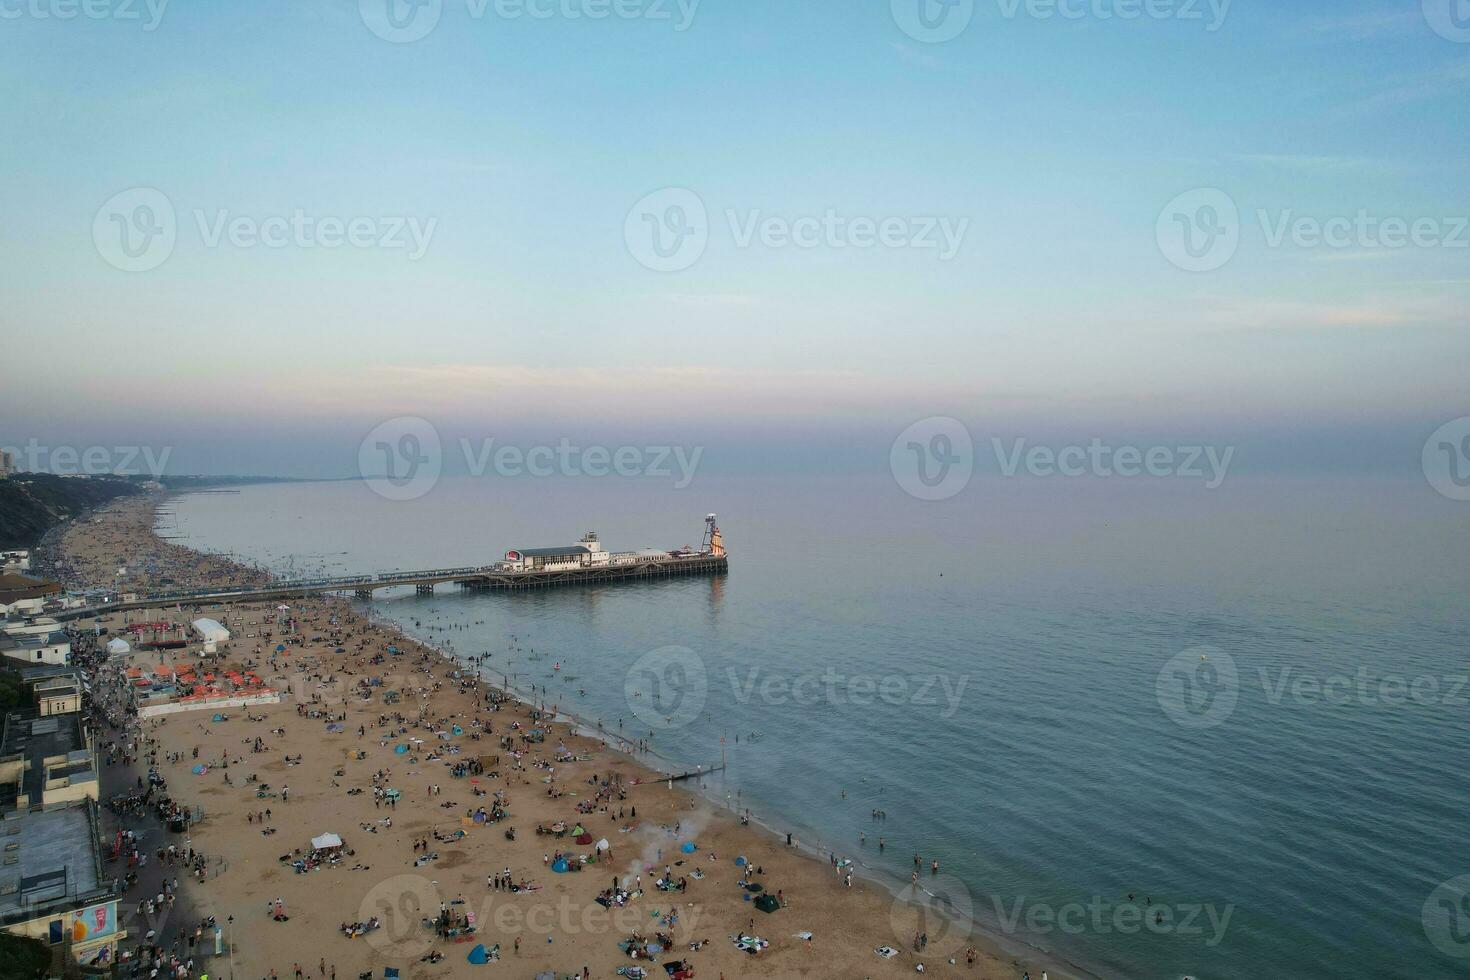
167;474;1470;979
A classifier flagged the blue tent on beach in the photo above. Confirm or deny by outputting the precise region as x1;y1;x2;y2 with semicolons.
467;944;489;965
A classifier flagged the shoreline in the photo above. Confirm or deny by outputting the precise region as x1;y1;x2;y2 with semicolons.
54;491;1088;980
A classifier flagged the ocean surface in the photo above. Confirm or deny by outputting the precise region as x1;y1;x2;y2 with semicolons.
166;473;1470;979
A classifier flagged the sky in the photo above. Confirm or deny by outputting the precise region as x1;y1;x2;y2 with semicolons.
2;0;1467;478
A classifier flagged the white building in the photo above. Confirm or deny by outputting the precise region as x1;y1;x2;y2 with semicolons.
2;616;61;638
0;632;71;666
0;574;62;617
191;619;230;651
502;531;613;572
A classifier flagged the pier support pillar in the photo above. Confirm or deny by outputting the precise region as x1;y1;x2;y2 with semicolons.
416;584;434;595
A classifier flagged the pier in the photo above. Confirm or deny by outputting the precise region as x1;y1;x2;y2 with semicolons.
55;515;729;620
57;554;728;619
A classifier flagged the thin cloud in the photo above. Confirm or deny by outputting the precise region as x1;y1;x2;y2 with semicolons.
1332;60;1470;117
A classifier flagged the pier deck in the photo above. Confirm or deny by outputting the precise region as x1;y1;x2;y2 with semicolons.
57;555;728;619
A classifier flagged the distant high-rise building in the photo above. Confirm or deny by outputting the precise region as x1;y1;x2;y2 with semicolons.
0;450;13;479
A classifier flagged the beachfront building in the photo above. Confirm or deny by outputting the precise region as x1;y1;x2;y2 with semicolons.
0;549;30;573
500;531;689;571
502;531;611;572
2;615;62;638
0;632;72;667
0;711;99;812
33;678;82;717
0;800;124;970
0;574;62;617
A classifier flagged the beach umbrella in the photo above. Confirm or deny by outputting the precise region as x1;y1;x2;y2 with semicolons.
385;789;400;799
551;859;569;873
276;644;285;652
735;856;747;867
680;842;697;854
595;838;610;852
574;833;593;845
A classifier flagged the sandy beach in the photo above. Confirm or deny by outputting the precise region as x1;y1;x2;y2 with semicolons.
49;494;1049;980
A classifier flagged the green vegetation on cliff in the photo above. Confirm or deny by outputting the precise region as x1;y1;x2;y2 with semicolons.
0;473;142;549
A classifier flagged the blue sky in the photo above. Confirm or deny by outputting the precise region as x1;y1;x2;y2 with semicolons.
2;0;1467;476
